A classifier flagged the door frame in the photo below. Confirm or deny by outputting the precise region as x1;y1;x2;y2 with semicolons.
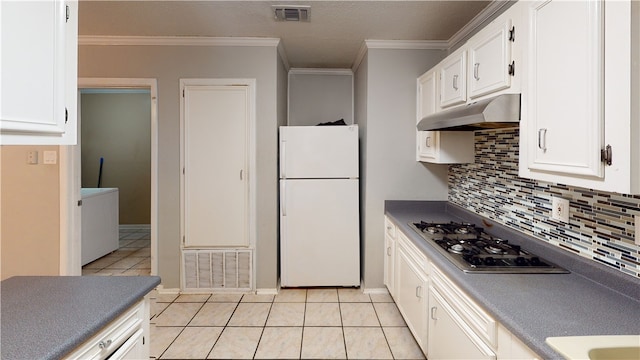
60;78;159;275
179;78;257;289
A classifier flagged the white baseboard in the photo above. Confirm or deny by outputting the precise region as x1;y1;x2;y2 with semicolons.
155;285;180;295
256;288;279;295
119;224;151;230
363;287;390;295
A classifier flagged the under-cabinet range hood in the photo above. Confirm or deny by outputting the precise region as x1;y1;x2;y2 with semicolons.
417;94;521;131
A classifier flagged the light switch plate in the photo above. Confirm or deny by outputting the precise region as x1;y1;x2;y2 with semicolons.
551;197;570;223
43;150;57;164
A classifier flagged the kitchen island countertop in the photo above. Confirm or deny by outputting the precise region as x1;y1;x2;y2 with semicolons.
385;200;640;359
1;275;160;360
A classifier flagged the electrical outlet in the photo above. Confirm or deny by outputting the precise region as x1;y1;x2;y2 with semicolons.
635;215;640;246
27;151;38;165
551;197;570;223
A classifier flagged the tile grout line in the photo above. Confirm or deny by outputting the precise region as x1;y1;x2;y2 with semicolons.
157;294;211;359
251;294;274;359
371;301;396;360
205;295;244;359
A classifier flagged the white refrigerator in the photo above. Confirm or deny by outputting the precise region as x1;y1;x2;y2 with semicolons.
279;125;360;287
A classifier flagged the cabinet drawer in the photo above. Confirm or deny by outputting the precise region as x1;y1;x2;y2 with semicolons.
384;216;397;239
431;265;497;348
397;231;427;272
65;300;144;360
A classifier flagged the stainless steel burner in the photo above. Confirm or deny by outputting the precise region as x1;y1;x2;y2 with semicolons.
408;221;568;274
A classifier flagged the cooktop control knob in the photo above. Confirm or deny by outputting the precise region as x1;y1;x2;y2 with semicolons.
484;257;496;266
515;256;527;266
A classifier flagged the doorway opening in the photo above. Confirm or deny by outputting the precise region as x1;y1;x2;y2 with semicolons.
73;78;158;276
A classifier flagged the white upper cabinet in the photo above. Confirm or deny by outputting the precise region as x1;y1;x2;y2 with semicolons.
519;0;640;194
435;2;521;109
0;0;78;145
439;50;467;108
416;70;474;164
468;18;515;99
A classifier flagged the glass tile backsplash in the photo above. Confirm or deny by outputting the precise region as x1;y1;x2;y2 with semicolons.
448;128;640;279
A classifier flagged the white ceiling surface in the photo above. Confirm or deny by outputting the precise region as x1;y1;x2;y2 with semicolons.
78;1;492;69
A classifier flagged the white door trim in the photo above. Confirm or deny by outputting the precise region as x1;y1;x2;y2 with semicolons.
179;78;257;290
60;78;159;276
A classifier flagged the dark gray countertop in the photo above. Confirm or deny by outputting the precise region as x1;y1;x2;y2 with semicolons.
385;200;640;359
1;276;161;360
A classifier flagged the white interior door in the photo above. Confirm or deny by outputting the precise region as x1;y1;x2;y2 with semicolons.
182;83;249;248
280;178;360;287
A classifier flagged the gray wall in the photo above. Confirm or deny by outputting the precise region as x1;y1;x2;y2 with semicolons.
80;91;151;225
356;48;449;289
79;44;282;289
288;72;353;126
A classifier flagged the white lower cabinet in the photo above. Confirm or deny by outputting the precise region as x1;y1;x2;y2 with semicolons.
384;217;397;298
394;232;429;354
429;286;496;360
384;217;540;359
64;297;150;360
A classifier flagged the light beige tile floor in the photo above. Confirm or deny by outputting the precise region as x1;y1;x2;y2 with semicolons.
82;230;424;359
82;227;151;276
150;288;425;360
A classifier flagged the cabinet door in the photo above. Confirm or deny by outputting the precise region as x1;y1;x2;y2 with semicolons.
395;243;428;352
440;51;467;107
417;71;439;162
429;287;496;360
417;70;438;120
384;234;396;298
468;19;513;99
0;0;78;145
521;0;604;178
417;131;439;161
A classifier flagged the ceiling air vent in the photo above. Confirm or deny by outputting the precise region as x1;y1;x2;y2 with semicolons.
273;5;310;22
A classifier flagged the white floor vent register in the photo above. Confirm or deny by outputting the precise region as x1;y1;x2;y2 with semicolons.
182;250;252;291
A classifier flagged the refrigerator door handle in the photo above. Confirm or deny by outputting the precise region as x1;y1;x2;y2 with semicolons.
280;140;286;178
282;182;287;216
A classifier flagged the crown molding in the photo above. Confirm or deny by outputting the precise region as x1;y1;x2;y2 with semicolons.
78;35;281;47
364;40;449;50
352;39;448;72
79;35;291;70
447;0;513;49
289;68;353;76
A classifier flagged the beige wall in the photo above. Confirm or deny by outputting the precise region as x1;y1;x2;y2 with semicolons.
1;146;61;280
356;48;449;289
79;44;282;289
80;91;152;225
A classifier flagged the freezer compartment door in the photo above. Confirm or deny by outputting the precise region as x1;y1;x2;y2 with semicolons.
280;179;360;287
280;125;359;179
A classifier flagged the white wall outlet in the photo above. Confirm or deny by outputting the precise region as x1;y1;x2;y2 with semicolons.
635;215;640;246
551;197;570;223
27;150;38;165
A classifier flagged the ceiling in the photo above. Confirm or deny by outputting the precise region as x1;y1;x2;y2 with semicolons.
78;1;492;69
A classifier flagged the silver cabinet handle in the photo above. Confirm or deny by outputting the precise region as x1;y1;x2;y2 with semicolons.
538;128;548;151
431;306;438;320
416;286;422;298
426;136;432;148
474;63;480;80
453;75;459;90
98;339;112;349
387;247;391;256
240;169;243;180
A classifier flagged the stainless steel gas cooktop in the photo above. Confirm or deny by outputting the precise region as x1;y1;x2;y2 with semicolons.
409;221;568;274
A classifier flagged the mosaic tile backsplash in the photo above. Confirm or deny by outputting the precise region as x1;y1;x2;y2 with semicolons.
448;128;640;279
